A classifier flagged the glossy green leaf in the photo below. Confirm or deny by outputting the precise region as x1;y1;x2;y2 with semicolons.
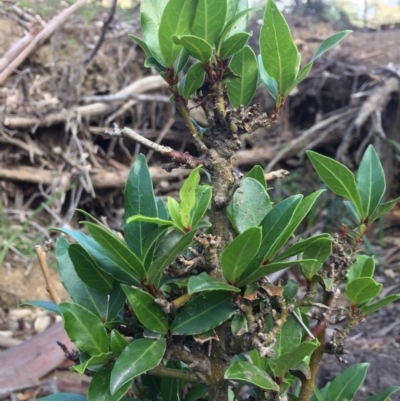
307;151;363;219
326;363;369;401
171;291;237;335
283;279;299;301
220;32;251;60
370;196;400;222
175;48;190;73
147;230;197;286
221;227;262;283
179;165;202;229
110;338;166;395
346;278;382;306
219;2;254;44
293;62;313;87
344;200;360;223
260;0;298;96
274;340;319;377
156;197;169;220
272;315;303;360
140;0;168;64
160;374;181;401
72;352;111;374
144;56;168;73
142;226;169;269
184;383;207;401
258;54;278;100
227;45;258;107
361;294;400;315
59;302;109;355
111;330;129;357
182;62;205;99
228;177;272;233
245;165;266;189
127;215;174;227
364;386;400;401
84;222;146;280
172;35;213;64
122;285;168;333
128;34;152;58
37;394;87;401
190;185;212;228
300;238;332;280
88;366;130;401
68;244;113;294
56;237;108;319
249;349;268;371
357;145;386;218
191;0;227;45
168;197;184;230
346;255;375;283
108;282;126;322
124;154;158;258
158;0;197;67
188;272;240;294
21;300;60;315
273;234;331;263
224;361;279;391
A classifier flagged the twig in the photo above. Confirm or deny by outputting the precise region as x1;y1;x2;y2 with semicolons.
264;169;290;181
35;243;60;304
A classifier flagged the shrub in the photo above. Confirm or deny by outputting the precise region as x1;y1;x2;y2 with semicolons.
29;1;400;400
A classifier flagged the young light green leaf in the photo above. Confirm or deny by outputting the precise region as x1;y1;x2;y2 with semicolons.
346;277;382;306
190;185;212;228
110;338;166;395
191;0;227;45
370;196;400;222
258;54;279;101
220;32;251;60
156;197;169;220
361;294;400;315
21;300;60;315
172;35;212;64
228;177;272;233
300;238;332;280
59;302;109;356
182;62;205;99
158;0;197;67
122;285;168;334
307;151;363;219
357;145;386;218
88;366;130;401
167;197;184;230
188;272;240;294
110;329;129;357
326;363;369;401
225;361;279;391
245;165;267;189
260;0;298;96
346;255;375;283
364;386;400;401
124;154;158;258
311;30;352;63
171;291;237;335
127;215;174;228
179;165;202;229
227;45;258;107
221;227;262;283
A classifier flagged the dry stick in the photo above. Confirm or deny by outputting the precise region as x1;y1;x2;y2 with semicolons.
264;169;290;181
35;245;60;304
0;0;88;85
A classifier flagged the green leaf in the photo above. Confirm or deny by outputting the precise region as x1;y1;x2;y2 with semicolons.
227;45;258;107
364;386;400;401
182;62;205;99
307;151;363;219
260;0;298;96
361;294;400;315
219;3;255;44
300;238;332;280
36;394;86;401
124;154;158;258
172;35;213;64
144;56;167;74
168;197;184;230
249;349;268;371
122;285;168;333
311;31;352;63
221;227;262;283
108;282;127;322
68;244;113;294
110;338;166;395
171;291;237;335
21;300;60;315
273;340;319;377
283;279;299;301
84;222;146;280
59;302;109;355
273;234;331;263
158;0;197;67
140;0;168;64
127;215;174;228
88;366;130;401
128;34;152;58
160;375;181;401
175;48;190;73
326;363;369;401
346;255;375;283
147;230;197;286
258;54;278;101
344;200;360;223
231;314;248;336
110;329;129;357
357;145;386;218
72;352;111;374
293;62;313;87
228;177;272;234
184;383;207;401
190;185;212;228
346;277;382;306
156;198;169;220
55;237;108;319
224;361;279;391
245;165;266;189
220;32;251;60
370;197;400;222
191;0;227;45
188;272;240;294
142;226;169;269
179;165;202;230
272;315;303;359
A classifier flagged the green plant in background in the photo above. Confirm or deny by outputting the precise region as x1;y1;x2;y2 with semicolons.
27;0;400;400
